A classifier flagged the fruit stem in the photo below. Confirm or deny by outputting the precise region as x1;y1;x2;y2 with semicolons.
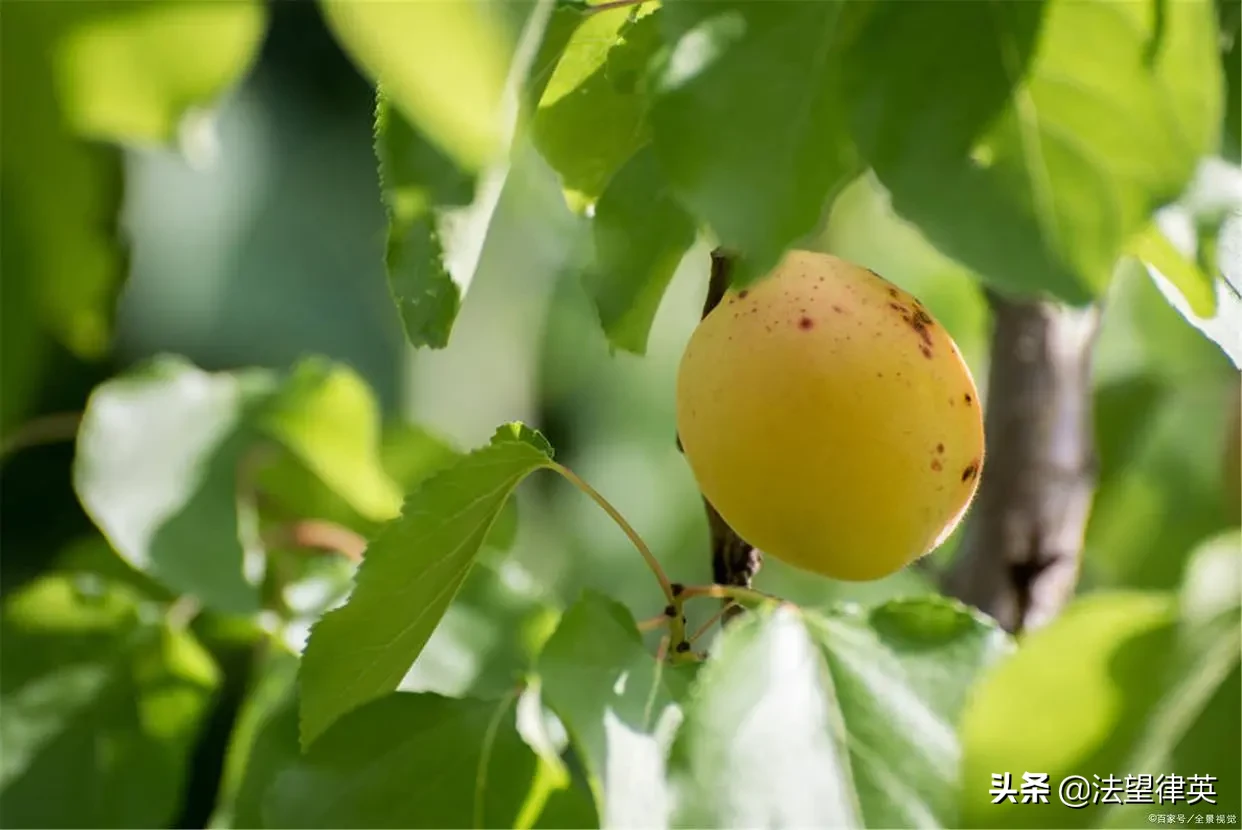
550;462;675;603
688;602;736;643
679;583;783;608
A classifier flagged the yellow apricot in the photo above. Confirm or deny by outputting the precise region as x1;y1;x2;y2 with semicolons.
676;250;985;582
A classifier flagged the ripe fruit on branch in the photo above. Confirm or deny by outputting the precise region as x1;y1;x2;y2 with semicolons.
676;250;985;582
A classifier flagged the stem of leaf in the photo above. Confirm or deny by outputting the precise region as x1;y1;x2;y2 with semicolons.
550;462;675;603
0;411;82;461
679;583;784;608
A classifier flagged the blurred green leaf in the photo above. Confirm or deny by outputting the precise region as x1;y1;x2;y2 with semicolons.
52;0;265;145
533;6;661;208
585;146;697;355
0;575;219;828
210;648;301;830
959;587;1240;828
298;424;554;747
257;358;402;523
536;590;692;827
257;421;460;535
266;691;538;828
649;0;860;284
669;598;1011;829
1128;223;1217;318
73;355;277;614
0;0;265;435
320;0;517;171
848;0;1222;302
1086;374;1235;590
74;356;417;614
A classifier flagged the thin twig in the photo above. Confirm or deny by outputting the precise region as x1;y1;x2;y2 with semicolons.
1;412;82;460
264;520;368;562
689;602;737;643
551;462;674;603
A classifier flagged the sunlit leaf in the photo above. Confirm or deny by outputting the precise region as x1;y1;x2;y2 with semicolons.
73;355;276;613
298;424;554;747
320;0;516;171
536;590;692;828
669;597;1011;829
585;146;696;354
534;6;661;208
257;358;402;523
649;0;860;284
848;0;1222;301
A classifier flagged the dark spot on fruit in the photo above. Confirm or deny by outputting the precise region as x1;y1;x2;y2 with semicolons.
798;316;814;330
876;372;883;378
833;304;845;313
931;459;943;471
936;443;944;453
738;289;749;299
920;346;932;359
889;302;905;312
888;287;898;298
961;462;978;482
965;393;973;405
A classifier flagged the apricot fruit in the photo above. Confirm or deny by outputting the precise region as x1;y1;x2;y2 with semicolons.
676;250;985;582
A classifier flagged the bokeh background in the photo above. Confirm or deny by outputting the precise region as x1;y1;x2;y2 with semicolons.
2;2;1238;825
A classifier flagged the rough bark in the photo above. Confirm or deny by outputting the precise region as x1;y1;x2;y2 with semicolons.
942;290;1102;635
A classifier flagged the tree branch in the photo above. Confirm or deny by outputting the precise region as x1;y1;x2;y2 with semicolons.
942;290;1102;635
677;249;763;627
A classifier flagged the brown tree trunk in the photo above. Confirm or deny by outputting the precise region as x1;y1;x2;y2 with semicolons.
942;291;1102;635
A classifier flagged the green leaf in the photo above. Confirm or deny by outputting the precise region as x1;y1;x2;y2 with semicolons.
533;7;662;208
953;586;1237;825
401;560;562;700
0;0;266;376
649;0;860;284
320;0;517;171
536;590;692;827
256;421;461;537
808;598;1015;828
265;692;538;829
210;648;301;829
1129;222;1217;318
668;597;1011;829
848;0;1223;301
0;575;220;828
375;91;475;349
668;604;861;829
585;146;697;354
51;0;265;145
372;0;564;350
298;423;554;747
73;355;277;613
256;358;403;523
1145;207;1242;370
